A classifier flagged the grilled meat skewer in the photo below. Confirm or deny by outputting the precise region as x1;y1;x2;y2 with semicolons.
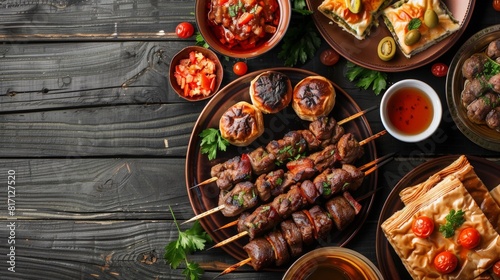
217;193;361;276
204;108;375;191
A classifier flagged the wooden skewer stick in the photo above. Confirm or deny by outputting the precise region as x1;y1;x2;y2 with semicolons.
359;129;386;146
208;156;392;249
190;177;218;189
337;105;377;126
183;132;388;225
182;205;225;225
214;258;252;279
190;109;376;190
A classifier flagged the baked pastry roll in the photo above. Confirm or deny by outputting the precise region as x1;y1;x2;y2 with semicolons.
399;155;500;234
219;101;264;146
292;76;336;121
382;177;500;280
491;184;500;207
382;0;460;58
317;0;392;40
249;71;292;114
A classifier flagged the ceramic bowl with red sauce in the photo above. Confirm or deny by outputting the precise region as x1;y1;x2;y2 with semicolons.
169;46;224;102
380;79;442;143
195;0;291;59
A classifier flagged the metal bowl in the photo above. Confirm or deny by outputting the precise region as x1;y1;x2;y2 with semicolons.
446;24;500;151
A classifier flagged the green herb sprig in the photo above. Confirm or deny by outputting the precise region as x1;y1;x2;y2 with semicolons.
278;0;320;67
345;61;388;95
195;32;209;49
439;209;465;238
165;206;212;280
199;128;230;160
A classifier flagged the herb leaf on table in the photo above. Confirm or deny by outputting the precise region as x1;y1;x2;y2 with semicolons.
278;0;320;67
346;61;388;95
278;21;321;67
165;206;212;280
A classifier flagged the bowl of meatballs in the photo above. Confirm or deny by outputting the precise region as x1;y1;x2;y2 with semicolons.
446;24;500;152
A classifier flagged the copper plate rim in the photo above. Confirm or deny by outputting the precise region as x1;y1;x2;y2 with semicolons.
446;24;500;152
305;0;475;72
185;67;378;267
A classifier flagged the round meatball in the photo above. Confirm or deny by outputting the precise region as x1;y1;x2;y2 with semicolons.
486;39;500;59
462;53;487;80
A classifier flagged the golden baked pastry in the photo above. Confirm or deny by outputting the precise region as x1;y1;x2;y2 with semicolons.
382;0;460;58
249;71;292;114
292;76;336;121
382;177;500;279
317;0;392;40
219;101;265;147
399;155;500;234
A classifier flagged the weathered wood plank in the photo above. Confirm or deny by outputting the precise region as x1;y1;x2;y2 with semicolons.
0;158;196;220
0;0;196;40
0;220;260;280
0;41;207;111
0;103;204;157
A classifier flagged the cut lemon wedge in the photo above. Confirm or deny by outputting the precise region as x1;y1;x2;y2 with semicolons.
346;0;361;14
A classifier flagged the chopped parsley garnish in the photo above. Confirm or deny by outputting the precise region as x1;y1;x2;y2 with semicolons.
228;0;244;17
408;18;422;30
439;209;465;238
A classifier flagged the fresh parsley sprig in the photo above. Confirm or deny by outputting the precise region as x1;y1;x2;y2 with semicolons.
278;0;319;67
278;21;321;67
345;61;388;95
439;209;465;238
165;206;212;280
199;128;230;160
195;32;209;49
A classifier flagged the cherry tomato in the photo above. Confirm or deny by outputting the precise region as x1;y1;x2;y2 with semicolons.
458;227;481;249
411;216;434;238
431;62;449;77
175;22;195;39
494;0;500;11
233;61;248;76
320;49;340;66
434;251;458;274
493;260;500;277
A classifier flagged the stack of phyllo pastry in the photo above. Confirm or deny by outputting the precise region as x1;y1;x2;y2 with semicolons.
381;155;500;279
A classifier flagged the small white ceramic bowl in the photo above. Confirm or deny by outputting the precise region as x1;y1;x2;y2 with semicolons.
380;79;442;143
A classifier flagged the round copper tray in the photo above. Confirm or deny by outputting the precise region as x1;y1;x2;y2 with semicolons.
446;24;500;152
305;0;475;72
375;155;500;279
185;67;378;266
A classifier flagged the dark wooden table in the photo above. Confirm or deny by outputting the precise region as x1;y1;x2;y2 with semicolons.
0;1;498;279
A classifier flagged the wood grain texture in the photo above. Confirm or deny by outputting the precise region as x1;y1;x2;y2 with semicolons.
0;41;201;111
0;103;204;157
0;0;196;40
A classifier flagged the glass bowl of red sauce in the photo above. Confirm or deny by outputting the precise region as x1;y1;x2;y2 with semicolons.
195;0;291;59
380;79;442;143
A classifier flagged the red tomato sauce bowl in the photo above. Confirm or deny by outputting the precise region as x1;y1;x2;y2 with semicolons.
196;0;291;59
169;46;224;102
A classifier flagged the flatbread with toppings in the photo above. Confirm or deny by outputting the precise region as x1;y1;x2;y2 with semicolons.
317;0;392;40
382;0;460;58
